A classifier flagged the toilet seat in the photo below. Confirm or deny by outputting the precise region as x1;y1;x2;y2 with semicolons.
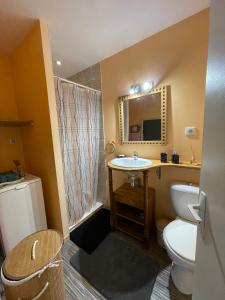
163;219;197;263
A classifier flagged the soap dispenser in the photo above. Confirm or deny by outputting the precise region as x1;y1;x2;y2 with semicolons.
171;151;179;164
160;152;168;163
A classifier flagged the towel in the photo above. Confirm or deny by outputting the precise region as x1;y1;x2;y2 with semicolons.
0;171;21;183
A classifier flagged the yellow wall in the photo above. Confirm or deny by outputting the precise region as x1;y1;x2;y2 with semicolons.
11;21;66;234
101;10;209;219
0;54;25;171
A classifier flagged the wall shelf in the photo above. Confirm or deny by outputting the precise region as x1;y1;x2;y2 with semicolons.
0;120;33;127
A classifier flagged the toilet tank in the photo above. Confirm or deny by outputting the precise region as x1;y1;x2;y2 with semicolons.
170;183;200;222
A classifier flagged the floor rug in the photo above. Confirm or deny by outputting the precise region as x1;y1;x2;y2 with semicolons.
70;233;159;300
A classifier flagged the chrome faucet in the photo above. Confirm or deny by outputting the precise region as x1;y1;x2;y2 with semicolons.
133;151;138;160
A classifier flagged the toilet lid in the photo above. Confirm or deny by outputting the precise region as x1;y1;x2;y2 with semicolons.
164;219;197;262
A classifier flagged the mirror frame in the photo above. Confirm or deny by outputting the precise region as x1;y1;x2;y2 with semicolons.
119;85;167;145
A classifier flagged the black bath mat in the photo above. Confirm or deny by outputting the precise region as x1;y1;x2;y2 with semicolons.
70;233;159;300
70;208;111;254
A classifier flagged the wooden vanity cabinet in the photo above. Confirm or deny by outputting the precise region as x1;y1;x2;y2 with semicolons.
108;168;155;247
108;159;201;247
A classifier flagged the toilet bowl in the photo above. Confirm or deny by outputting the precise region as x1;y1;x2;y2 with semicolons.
163;183;199;295
163;219;197;294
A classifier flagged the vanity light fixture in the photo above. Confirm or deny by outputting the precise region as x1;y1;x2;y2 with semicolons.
129;81;154;95
56;60;62;66
142;80;154;92
129;84;141;95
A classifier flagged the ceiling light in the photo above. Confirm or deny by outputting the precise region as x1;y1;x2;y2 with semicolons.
56;60;62;66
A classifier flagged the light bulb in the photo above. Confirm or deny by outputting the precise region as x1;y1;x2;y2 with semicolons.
129;84;141;95
56;60;62;66
129;88;135;95
142;81;153;91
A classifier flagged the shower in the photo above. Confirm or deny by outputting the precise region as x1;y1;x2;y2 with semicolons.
54;77;106;230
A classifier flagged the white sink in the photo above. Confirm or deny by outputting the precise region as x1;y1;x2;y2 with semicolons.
111;157;153;168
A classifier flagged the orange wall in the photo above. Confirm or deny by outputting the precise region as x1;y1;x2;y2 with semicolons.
11;21;66;234
39;22;69;237
101;10;209;219
0;54;25;171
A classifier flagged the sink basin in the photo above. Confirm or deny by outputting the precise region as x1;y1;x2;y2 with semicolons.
111;157;153;169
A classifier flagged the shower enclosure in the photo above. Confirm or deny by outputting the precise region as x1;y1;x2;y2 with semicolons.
55;77;106;230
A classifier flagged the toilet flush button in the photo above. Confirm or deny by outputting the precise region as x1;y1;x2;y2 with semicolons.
185;127;197;136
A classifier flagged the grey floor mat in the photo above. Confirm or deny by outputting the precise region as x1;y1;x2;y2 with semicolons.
70;233;159;300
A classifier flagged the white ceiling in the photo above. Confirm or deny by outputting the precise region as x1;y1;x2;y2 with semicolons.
0;0;210;78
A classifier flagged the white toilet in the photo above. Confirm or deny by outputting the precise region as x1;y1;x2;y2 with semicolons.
163;182;199;295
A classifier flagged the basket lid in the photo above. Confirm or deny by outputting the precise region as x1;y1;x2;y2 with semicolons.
3;230;63;280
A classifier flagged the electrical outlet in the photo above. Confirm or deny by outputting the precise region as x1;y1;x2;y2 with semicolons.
185;127;197;136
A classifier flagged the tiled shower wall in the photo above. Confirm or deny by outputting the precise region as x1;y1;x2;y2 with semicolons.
69;63;101;90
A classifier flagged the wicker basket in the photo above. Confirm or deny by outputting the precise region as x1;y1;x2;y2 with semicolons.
1;230;66;300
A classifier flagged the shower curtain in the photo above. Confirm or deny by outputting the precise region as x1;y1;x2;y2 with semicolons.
55;78;106;227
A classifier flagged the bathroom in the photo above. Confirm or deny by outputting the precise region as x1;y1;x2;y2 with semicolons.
0;1;225;300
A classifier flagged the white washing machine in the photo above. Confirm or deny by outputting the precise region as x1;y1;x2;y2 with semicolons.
0;174;47;255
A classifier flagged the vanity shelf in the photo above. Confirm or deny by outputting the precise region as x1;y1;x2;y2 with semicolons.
116;202;144;226
116;217;144;242
110;182;155;246
114;183;144;210
0;120;33;127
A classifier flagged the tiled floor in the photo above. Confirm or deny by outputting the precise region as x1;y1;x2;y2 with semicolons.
0;232;191;300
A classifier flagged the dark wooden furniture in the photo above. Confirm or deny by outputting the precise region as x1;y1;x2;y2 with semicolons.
108;168;155;247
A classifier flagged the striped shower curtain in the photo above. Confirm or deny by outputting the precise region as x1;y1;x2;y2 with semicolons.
55;78;106;227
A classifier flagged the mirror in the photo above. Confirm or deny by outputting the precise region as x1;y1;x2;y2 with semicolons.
119;86;167;144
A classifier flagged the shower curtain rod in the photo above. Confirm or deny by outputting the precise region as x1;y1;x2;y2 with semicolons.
53;75;101;93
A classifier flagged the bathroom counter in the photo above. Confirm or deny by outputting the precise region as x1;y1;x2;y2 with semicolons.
107;159;201;172
107;158;200;248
